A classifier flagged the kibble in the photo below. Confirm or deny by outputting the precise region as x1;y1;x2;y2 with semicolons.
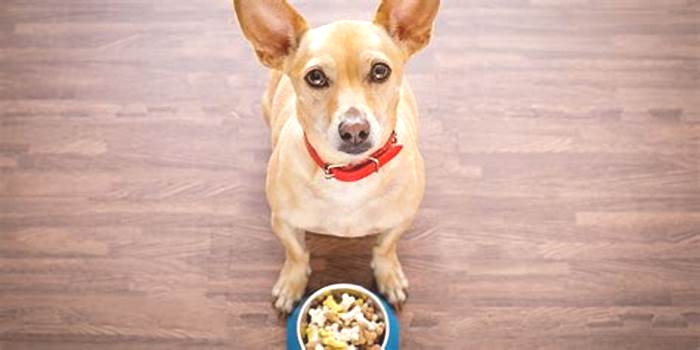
301;292;386;350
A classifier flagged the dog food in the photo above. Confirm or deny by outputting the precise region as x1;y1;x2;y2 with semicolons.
301;292;386;350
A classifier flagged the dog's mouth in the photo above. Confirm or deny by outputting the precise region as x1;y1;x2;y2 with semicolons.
337;142;373;155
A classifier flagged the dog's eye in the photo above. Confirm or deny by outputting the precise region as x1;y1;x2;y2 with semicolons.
305;69;329;89
370;62;391;83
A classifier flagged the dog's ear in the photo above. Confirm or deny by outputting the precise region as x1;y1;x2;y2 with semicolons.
374;0;440;57
233;0;308;69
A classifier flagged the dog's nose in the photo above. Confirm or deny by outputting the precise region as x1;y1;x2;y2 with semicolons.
338;118;370;145
338;108;370;146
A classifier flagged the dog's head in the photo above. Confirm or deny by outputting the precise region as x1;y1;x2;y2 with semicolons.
234;0;439;163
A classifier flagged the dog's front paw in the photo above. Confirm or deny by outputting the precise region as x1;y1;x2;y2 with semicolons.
372;255;409;307
272;261;310;313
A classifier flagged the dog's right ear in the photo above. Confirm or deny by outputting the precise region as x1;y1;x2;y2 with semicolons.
233;0;308;69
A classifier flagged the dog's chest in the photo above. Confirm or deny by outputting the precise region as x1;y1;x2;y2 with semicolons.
287;175;407;237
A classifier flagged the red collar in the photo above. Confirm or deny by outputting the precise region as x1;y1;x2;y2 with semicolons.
304;131;403;182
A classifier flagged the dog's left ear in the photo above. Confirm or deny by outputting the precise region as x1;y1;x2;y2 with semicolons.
233;0;308;69
374;0;440;57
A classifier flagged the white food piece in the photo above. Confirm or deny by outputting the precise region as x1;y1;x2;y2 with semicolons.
338;325;360;343
326;323;341;339
307;324;320;343
341;306;377;331
340;305;360;322
339;293;356;311
308;306;326;326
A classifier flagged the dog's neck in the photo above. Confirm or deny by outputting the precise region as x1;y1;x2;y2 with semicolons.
303;131;403;182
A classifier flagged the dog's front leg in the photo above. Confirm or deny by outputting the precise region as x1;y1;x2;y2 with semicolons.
372;220;411;306
271;216;310;313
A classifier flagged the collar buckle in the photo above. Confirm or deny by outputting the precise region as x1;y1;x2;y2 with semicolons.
323;163;346;179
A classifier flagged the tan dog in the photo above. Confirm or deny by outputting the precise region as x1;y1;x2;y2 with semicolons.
233;0;439;312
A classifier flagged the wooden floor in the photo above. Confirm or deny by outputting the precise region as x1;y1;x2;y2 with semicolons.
1;0;699;349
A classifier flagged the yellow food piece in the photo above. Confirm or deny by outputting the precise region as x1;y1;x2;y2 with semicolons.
323;295;342;313
321;337;347;349
318;328;347;349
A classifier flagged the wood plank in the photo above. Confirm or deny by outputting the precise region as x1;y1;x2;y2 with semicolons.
1;0;699;348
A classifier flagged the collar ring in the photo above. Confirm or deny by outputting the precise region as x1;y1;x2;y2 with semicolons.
368;157;380;173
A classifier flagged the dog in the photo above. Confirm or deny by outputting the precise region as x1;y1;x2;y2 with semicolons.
233;0;439;312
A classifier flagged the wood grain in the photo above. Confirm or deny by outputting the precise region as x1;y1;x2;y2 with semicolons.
1;0;699;349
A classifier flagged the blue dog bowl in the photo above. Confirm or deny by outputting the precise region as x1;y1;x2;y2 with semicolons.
286;283;399;349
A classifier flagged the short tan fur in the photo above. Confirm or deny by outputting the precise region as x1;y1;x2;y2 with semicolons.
233;0;439;312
